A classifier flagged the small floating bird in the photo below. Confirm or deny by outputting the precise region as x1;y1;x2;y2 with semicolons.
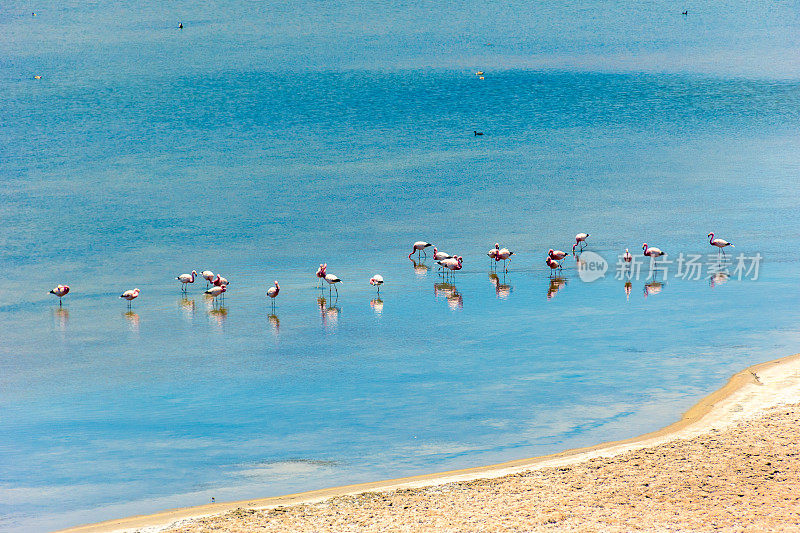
266;281;280;310
476;71;484;75
642;243;665;258
325;272;342;296
49;285;70;305
201;270;215;287
408;241;432;260
495;247;514;272
474;130;484;136
708;233;733;255
623;248;632;262
548;249;569;261
572;233;590;252
119;288;140;308
176;270;198;291
316;263;327;288
369;274;384;294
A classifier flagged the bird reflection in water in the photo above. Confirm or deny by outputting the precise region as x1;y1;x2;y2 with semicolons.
370;298;384;315
411;259;429;279
318;296;340;329
179;297;195;322
489;272;512;299
644;281;663;298
268;313;280;334
710;271;729;288
434;282;463;310
53;306;69;330
624;281;632;301
208;306;228;329
123;310;140;332
547;277;566;300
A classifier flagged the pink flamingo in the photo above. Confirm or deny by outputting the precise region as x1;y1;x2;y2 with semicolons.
487;243;500;266
623;248;632;262
201;270;215;287
642;243;665;258
548;249;568;260
49;285;70;305
212;274;229;287
572;233;590;253
324;272;342;297
545;256;562;276
495;247;514;272
266;281;280;311
176;270;198;292
204;284;226;305
369;274;384;294
438;256;463;278
432;248;452;261
119;288;140;308
408;241;432;260
315;263;327;288
708;233;733;255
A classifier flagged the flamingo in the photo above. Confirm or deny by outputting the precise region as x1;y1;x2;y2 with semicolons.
315;263;327;288
176;270;198;292
487;243;500;267
212;274;229;287
266;281;280;311
545;256;562;276
119;288;140;308
204;285;226;304
548;249;568;261
201;270;214;287
572;233;590;253
642;243;665;258
708;233;733;255
325;272;342;297
49;285;70;305
495;247;514;272
432;248;452;262
369;274;384;294
623;248;632;262
408;241;432;260
438;256;463;278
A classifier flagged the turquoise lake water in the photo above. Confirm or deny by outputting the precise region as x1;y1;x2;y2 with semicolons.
3;1;800;531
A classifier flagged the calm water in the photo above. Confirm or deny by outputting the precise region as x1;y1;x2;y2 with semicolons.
3;1;800;531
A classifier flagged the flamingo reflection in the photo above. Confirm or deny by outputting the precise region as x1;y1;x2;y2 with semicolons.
411;259;429;278
370;298;384;315
547;277;566;299
710;271;729;288
318;297;340;329
489;272;512;299
123;310;140;332
179;297;195;321
53;307;69;330
624;281;632;301
644;281;663;298
434;282;463;310
208;306;228;329
268;313;280;334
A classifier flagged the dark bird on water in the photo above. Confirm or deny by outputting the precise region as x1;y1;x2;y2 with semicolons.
474;131;484;136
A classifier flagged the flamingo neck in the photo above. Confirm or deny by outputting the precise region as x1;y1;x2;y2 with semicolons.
708;233;715;244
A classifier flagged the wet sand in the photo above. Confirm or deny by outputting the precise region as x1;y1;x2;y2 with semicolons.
62;353;800;532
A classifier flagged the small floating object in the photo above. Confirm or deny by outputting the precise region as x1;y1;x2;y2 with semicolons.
34;75;41;79
32;12;37;16
479;76;484;80
178;22;183;29
474;130;484;136
476;71;483;75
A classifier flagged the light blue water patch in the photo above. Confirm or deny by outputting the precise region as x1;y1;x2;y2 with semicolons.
3;0;800;531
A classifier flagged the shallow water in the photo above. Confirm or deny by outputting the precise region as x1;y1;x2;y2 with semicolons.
3;1;800;531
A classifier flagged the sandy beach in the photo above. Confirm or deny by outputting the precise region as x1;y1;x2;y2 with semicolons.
61;352;800;532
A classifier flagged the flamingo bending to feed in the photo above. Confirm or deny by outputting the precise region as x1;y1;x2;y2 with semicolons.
176;270;198;291
548;249;568;260
408;241;432;260
495;247;514;272
316;264;327;288
325;272;342;296
708;233;733;254
119;288;140;308
572;233;590;253
49;285;70;305
642;243;665;258
370;274;384;294
212;274;229;287
201;270;214;287
545;256;562;276
266;281;280;310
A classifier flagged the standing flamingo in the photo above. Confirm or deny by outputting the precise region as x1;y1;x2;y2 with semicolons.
119;288;140;308
315;263;327;288
545;256;562;276
708;233;733;255
572;233;590;253
495;247;514;272
201;270;214;287
642;243;665;258
623;248;632;262
408;241;432;260
432;248;452;262
487;243;500;267
370;274;384;294
548;249;568;261
212;274;229;287
437;256;463;278
49;285;70;305
176;270;198;292
266;281;280;311
204;284;226;304
325;272;342;297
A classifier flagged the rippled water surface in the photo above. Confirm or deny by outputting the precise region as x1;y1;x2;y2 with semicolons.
3;1;800;531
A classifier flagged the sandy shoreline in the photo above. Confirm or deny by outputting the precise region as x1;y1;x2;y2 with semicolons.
60;352;800;533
